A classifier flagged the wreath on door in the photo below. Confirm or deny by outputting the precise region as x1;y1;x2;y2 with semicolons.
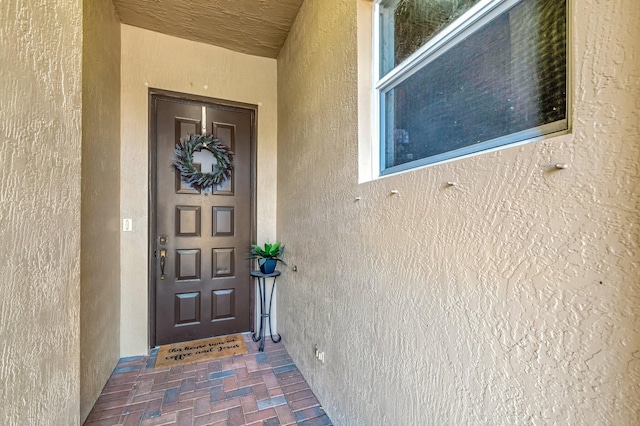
173;134;234;190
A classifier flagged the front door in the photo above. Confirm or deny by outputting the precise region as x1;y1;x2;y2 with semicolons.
151;92;255;346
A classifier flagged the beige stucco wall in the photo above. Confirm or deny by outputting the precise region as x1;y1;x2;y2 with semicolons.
277;0;640;424
80;0;121;421
0;0;83;425
120;25;278;356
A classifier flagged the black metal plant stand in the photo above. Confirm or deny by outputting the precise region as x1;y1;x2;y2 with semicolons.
251;270;282;352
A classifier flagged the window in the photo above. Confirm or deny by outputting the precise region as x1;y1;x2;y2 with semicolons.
375;0;568;175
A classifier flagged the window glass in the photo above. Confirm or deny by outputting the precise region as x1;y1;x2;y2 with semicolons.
380;0;482;76
378;0;567;173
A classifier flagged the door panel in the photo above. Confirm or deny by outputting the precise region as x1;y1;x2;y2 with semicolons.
152;95;254;346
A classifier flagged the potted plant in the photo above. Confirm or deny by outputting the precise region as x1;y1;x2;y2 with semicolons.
249;242;286;274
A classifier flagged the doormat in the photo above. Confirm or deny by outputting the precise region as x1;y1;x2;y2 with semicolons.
155;334;248;369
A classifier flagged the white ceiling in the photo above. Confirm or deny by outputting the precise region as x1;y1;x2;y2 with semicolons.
112;0;305;58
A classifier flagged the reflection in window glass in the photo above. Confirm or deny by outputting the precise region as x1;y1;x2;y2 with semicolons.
380;0;567;172
380;0;481;76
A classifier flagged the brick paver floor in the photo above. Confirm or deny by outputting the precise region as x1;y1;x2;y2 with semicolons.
84;334;332;426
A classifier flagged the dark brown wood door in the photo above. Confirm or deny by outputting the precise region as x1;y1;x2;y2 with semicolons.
152;95;254;346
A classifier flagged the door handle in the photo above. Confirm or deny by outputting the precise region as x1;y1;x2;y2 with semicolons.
159;249;167;280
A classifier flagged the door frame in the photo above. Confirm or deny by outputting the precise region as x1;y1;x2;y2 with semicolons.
147;88;258;348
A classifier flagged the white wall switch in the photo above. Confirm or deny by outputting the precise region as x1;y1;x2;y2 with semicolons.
123;218;133;232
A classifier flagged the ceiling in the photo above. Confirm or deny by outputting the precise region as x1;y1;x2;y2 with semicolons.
111;0;305;58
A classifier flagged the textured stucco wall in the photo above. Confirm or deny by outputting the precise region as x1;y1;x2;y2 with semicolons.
80;0;121;421
277;0;640;424
0;1;83;425
120;25;278;356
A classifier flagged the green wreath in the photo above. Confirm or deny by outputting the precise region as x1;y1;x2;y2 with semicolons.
173;134;234;190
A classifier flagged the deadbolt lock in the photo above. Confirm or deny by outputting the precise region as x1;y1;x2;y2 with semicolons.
158;235;168;245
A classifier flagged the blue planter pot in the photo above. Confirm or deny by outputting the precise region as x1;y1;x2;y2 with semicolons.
259;259;277;274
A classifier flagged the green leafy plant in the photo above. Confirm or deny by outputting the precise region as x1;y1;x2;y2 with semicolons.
249;242;287;266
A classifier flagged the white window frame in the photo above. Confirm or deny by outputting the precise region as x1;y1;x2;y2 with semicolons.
372;0;571;176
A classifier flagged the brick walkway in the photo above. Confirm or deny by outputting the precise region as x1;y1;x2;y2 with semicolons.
84;334;332;426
